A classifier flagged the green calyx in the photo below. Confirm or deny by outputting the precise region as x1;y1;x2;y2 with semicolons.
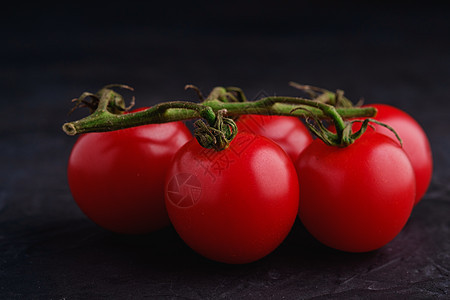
293;86;403;147
69;84;135;115
289;82;357;108
305;117;402;147
194;109;238;151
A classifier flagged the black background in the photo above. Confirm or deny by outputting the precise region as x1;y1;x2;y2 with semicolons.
1;1;449;299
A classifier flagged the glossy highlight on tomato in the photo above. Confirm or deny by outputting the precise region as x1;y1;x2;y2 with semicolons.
295;130;415;253
165;132;299;264
68;109;192;234
237;114;312;161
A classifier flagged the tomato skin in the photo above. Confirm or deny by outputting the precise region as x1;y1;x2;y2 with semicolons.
363;104;433;205
165;133;299;264
68;111;192;234
236;115;312;161
295;131;415;252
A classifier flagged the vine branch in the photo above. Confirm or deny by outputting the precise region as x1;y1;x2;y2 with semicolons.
63;86;377;136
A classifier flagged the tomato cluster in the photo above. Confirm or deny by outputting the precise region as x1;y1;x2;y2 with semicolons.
67;104;432;263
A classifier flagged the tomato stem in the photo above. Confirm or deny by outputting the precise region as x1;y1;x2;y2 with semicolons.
62;85;377;139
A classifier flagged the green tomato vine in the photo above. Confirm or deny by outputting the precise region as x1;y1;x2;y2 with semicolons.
62;83;390;150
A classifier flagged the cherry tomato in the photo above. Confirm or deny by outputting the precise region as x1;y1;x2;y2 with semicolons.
295;130;415;252
362;104;432;205
165;133;299;264
68;109;192;234
236;115;312;161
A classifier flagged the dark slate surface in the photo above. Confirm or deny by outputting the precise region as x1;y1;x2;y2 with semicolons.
1;2;449;299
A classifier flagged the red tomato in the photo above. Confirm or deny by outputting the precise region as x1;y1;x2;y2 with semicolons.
295;130;415;252
68;109;192;234
236;115;312;161
362;104;432;205
165;133;299;264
